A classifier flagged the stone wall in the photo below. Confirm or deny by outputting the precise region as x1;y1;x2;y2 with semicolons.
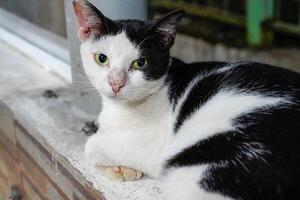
172;34;300;73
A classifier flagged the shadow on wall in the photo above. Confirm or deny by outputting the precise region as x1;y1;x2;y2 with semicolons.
0;0;66;37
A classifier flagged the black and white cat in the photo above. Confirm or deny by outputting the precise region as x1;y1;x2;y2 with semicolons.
73;0;300;199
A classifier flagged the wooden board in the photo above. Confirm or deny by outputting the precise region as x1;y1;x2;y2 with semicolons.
0;102;106;200
0;101;15;143
15;122;104;200
21;176;43;200
19;145;69;200
0;141;21;199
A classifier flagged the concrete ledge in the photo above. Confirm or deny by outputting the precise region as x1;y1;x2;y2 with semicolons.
2;88;162;200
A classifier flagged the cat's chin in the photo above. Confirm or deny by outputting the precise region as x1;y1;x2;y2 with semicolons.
106;94;132;102
105;92;118;98
102;91;129;101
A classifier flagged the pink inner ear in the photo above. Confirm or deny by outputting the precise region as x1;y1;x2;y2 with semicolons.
78;26;102;40
73;1;103;40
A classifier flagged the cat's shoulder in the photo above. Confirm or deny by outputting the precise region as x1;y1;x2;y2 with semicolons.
166;59;300;104
167;58;227;76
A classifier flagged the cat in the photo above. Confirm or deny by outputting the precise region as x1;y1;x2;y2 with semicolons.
73;0;300;199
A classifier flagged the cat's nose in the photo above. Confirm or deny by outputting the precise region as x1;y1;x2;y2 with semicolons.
109;80;125;94
108;70;127;94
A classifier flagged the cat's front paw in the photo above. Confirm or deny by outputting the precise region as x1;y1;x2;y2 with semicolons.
85;133;111;166
96;165;143;182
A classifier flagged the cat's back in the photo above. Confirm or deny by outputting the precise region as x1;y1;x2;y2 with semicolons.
164;59;300;200
166;59;300;144
166;59;300;142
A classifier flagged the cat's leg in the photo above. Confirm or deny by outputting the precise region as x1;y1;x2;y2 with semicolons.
85;132;148;181
162;165;233;200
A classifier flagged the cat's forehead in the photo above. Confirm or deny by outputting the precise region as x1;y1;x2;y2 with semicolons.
105;19;149;46
91;31;140;59
117;19;149;36
96;31;134;46
90;20;150;55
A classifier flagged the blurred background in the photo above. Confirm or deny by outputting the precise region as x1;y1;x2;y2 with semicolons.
150;0;300;71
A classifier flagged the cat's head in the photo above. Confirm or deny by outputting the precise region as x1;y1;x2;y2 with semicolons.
73;0;184;103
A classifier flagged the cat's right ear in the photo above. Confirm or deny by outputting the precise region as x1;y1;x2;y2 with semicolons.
72;0;112;41
146;9;185;49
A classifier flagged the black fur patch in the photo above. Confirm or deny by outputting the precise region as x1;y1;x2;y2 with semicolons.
166;60;226;109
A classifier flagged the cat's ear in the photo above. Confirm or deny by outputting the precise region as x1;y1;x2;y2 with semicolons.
72;0;113;41
147;9;185;49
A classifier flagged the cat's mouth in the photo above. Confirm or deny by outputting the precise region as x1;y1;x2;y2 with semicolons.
111;88;123;96
106;92;119;98
105;90;123;98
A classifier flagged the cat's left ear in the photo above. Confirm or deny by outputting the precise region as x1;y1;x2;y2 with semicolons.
72;0;114;41
147;9;185;49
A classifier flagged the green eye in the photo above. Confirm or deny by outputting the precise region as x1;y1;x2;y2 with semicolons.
132;58;147;70
95;53;109;65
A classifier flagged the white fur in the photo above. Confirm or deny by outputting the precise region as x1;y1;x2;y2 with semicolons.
81;32;288;199
86;87;172;177
215;62;241;74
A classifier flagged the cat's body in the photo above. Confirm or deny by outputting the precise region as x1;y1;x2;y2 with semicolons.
73;1;300;199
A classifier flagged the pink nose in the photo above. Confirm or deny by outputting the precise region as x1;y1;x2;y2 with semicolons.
109;80;125;94
108;70;127;94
